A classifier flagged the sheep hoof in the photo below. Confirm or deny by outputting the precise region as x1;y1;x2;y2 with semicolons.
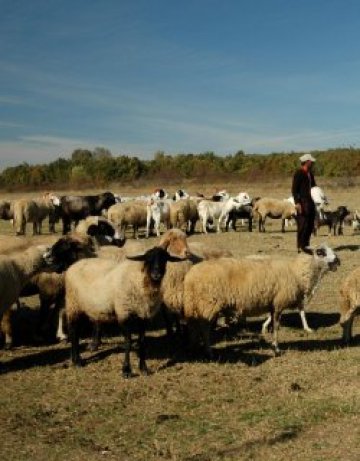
273;348;282;357
4;343;13;351
304;327;314;333
72;358;85;367
122;365;133;379
88;342;101;352
140;366;151;376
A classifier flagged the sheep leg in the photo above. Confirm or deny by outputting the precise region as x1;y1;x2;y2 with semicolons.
341;316;354;345
198;319;213;360
299;308;313;333
122;321;133;378
88;322;102;351
1;309;13;350
137;319;150;375
281;218;285;233
261;313;272;335
272;311;281;356
68;318;83;366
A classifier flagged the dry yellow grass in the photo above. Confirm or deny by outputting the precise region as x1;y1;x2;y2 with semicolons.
0;182;359;460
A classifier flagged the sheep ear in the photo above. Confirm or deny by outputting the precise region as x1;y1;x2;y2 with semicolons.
126;254;147;261
167;254;186;262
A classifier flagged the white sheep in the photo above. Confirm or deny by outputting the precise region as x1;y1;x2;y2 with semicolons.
253;197;297;233
146;199;171;238
65;246;183;377
183;244;339;358
339;267;360;344
197;197;245;233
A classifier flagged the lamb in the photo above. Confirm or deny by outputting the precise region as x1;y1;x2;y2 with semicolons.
339;267;360;344
183;244;339;358
253;197;297;233
107;201;148;239
65;246;183;377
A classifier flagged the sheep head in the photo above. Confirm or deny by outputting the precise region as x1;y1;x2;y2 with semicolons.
313;244;340;271
127;246;184;283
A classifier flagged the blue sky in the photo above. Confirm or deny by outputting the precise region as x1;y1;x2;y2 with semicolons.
1;0;360;168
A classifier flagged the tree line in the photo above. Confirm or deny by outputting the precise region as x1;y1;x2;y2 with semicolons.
1;146;359;191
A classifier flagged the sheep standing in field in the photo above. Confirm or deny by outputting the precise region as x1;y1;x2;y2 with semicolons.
1;271;65;348
12;199;41;235
0;234;98;348
146;199;171;238
339;267;360;344
65;246;183;377
183;244;339;358
253;197;297;233
160;239;234;340
33;194;61;234
169;199;199;233
107;201;148;239
0;245;53;344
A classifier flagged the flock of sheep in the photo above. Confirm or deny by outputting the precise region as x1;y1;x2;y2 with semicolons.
0;186;359;377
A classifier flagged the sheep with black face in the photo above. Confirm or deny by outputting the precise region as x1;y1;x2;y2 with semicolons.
65;246;183;377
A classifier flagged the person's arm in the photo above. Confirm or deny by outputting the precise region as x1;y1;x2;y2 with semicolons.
292;171;301;204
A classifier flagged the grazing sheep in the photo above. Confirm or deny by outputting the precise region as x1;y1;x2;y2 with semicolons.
339;267;360;344
253;197;297;233
65;246;183;377
183;244;339;357
107;201;148;239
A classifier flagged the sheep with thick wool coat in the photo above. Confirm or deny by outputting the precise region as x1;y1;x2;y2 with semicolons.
339;267;360;344
183;244;339;357
107;201;148;239
12;199;40;235
1;271;65;348
253;197;297;233
1;234;98;348
65;246;183;376
169;199;199;233
0;245;50;343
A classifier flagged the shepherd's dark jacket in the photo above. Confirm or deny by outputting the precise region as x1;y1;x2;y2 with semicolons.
292;168;316;215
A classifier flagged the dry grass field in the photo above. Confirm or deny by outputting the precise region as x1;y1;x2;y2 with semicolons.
0;181;359;461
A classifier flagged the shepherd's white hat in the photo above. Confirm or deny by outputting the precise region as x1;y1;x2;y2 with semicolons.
299;153;316;163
